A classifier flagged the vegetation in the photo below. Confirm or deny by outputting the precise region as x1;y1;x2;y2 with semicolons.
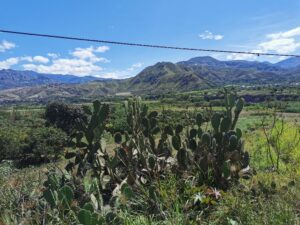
45;101;87;135
0;86;299;224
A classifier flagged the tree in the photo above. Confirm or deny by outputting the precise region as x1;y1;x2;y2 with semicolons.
45;102;87;135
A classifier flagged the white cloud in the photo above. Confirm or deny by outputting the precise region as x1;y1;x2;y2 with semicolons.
266;27;300;39
71;46;110;62
128;62;143;71
0;40;16;52
0;57;19;69
199;31;223;40
47;53;59;58
227;49;262;60
23;58;103;76
0;56;49;69
259;37;300;54
95;46;110;53
98;72;119;79
33;56;49;64
227;26;300;60
20;45;110;76
19;56;33;62
0;43;140;78
259;27;300;54
100;62;144;79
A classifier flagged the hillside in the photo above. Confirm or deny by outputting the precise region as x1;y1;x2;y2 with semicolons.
1;56;300;104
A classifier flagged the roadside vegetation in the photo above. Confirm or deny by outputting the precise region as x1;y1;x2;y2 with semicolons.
0;86;299;225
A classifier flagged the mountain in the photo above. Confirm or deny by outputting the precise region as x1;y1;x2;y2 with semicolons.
126;62;211;93
178;56;281;71
0;69;106;90
0;56;300;104
275;57;300;69
178;56;226;68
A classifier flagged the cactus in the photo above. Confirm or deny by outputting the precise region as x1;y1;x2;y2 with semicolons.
43;173;74;209
232;97;244;130
41;91;250;220
201;132;211;146
211;113;221;132
190;128;198;139
172;135;181;150
78;209;103;225
220;117;231;133
66;100;110;180
196;113;203;126
175;124;183;134
229;135;238;150
169;89;250;189
114;132;122;144
177;148;188;169
236;128;242;140
112;97;173;188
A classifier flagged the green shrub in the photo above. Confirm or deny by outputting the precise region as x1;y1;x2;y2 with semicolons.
45;101;87;135
0;128;25;162
107;104;130;133
24;127;67;159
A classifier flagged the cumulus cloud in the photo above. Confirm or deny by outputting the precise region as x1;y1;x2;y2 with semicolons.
47;53;60;58
33;56;49;63
259;27;300;54
71;46;110;63
128;62;143;71
0;57;19;69
19;56;34;62
23;58;103;76
227;26;300;60
100;63;144;79
227;49;262;60
199;31;223;40
20;45;110;76
94;46;110;53
0;40;16;52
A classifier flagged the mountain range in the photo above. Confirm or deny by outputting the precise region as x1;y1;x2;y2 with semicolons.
0;69;106;90
0;56;300;103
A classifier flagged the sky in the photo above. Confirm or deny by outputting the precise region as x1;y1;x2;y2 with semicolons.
0;0;300;78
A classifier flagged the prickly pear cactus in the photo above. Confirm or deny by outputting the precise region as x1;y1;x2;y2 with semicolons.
113;97;173;188
169;89;250;189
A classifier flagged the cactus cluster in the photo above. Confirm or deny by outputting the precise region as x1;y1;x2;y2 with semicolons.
41;90;251;219
170;89;250;189
42;170;119;225
65;100;110;179
113;97;173;186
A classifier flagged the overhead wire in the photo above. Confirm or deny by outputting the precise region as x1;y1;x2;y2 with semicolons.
1;29;300;58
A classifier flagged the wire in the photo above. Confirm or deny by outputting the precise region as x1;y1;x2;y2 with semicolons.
1;29;300;58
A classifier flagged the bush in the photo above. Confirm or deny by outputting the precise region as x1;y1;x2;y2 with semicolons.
0;126;67;166
24;127;67;159
0;128;25;162
107;104;130;133
45;102;87;135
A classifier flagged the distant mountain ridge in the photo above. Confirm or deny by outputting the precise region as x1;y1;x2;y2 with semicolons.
274;57;300;69
0;69;106;90
0;56;300;103
178;56;283;71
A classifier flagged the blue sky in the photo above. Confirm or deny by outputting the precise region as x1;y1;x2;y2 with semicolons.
0;0;300;78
